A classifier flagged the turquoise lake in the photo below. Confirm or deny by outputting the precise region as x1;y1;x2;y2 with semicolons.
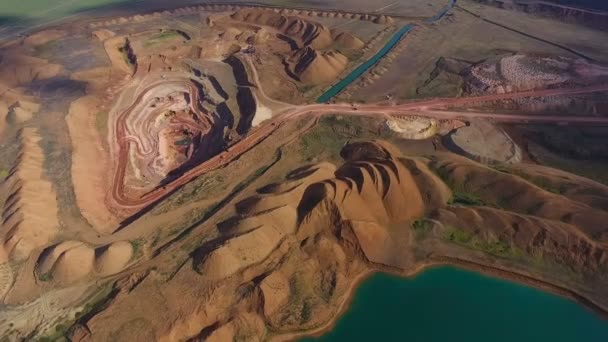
302;267;608;342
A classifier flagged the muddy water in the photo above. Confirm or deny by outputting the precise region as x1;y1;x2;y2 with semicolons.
302;267;608;342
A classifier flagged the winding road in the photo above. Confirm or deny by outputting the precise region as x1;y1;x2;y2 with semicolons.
108;81;608;213
102;0;608;216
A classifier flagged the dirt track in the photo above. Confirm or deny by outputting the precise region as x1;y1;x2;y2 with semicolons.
108;83;608;214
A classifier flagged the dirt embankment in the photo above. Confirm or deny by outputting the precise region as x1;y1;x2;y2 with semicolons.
0;128;60;262
86;4;396;30
66;95;117;234
0;83;39;137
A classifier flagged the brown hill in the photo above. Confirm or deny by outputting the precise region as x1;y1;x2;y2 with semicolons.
230;8;333;49
429;153;608;242
0;54;63;86
0;83;39;135
36;240;132;283
333;31;365;49
22;29;66;46
0;128;59;262
287;46;348;84
78;141;608;341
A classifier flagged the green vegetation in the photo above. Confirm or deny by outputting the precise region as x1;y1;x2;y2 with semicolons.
297;84;316;94
129;238;145;259
442;226;523;259
38;322;69;342
443;227;473;244
75;283;115;322
144;31;181;47
152;174;224;215
38;271;53;282
541;157;608;187
341;49;364;62
448;191;494;207
0;168;8;181
167;151;281;260
520;126;608;185
411;218;433;239
492;165;567;195
118;46;133;66
34;39;59;59
428;162;500;208
299;116;384;162
0;0;138;25
287;272;315;324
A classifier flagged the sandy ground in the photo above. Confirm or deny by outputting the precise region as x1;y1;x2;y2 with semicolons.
448;119;522;163
349;1;608;101
66;95;117;234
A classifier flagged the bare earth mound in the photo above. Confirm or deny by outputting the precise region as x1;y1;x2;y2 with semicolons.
287;46;348;84
333;31;365;50
448;119;522;164
0;54;63;87
36;240;132;283
230;8;333;49
0;128;60;261
80;141;608;341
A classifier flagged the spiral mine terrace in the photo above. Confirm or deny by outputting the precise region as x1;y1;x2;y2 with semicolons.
107;76;230;212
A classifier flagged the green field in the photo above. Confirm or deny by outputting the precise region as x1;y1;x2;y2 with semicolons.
0;0;141;26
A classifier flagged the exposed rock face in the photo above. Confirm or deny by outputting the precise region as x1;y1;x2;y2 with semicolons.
287;46;348;84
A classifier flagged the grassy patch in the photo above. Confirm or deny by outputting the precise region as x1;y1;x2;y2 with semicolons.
158;151;281;258
144;31;181;47
442;226;523;259
448;191;492;207
492;165;567;195
152;174;225;214
299;116;380;162
38;271;53;282
129;238;145;259
297;84;315;94
443;227;474;244
38;323;69;342
120;49;131;65
411;218;433;239
34;39;59;59
0;168;8;181
341;49;364;62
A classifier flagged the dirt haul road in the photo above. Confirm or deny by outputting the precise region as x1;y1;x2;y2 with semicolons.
108;83;608;214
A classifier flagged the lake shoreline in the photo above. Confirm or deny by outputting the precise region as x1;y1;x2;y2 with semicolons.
276;257;608;341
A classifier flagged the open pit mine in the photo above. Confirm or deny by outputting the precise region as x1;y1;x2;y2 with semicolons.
1;0;608;341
